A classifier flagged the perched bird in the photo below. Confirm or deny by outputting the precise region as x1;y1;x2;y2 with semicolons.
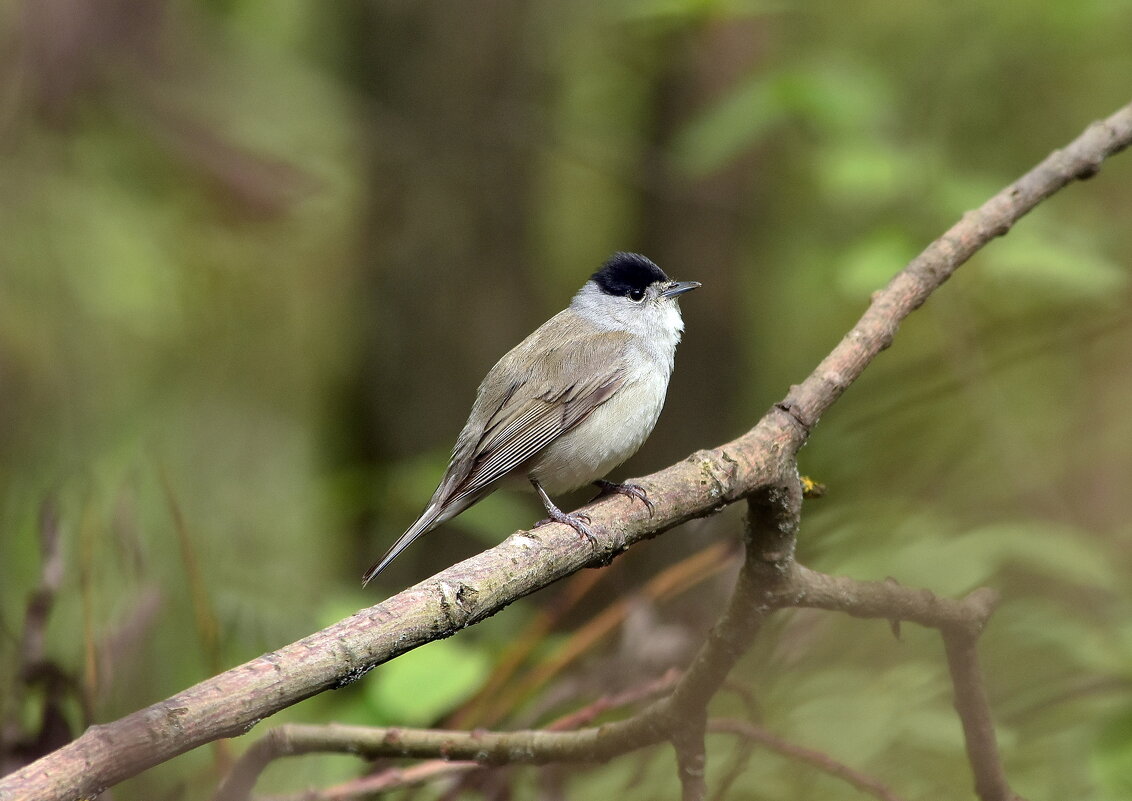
362;252;699;586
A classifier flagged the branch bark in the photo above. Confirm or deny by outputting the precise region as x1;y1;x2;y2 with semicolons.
209;541;1007;801
2;100;1130;801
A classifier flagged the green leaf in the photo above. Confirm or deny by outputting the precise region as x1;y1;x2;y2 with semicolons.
961;521;1123;591
366;638;492;726
671;72;786;175
673;62;889;175
980;228;1128;305
835;228;919;297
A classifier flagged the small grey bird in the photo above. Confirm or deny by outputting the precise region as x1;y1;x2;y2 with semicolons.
362;252;699;586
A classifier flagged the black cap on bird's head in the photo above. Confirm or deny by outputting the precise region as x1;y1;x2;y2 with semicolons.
591;252;669;298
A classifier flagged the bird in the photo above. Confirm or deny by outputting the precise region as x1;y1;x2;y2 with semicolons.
362;252;700;586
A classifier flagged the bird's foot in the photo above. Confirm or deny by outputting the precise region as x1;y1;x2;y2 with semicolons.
536;507;597;545
531;478;599;547
592;479;655;517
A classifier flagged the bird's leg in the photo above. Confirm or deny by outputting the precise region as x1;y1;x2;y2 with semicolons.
531;478;598;546
591;479;655;517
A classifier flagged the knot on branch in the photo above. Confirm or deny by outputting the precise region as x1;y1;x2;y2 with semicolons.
437;580;482;629
774;395;815;434
685;449;739;506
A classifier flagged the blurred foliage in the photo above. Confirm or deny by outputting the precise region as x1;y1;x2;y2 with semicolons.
2;0;1132;799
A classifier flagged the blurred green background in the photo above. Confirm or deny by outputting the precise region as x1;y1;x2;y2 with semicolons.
2;1;1132;798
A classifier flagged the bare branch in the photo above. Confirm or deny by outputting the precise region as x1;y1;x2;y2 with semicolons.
943;629;1021;801
216;672;681;801
672;709;708;801
209;543;1013;801
785;566;1000;630
707;719;908;801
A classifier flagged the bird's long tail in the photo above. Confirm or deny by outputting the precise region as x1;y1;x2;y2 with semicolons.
361;504;444;587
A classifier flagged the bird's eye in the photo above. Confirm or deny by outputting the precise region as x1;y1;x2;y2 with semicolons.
628;288;646;302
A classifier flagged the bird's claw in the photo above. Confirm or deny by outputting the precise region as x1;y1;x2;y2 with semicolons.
592;479;655;517
536;510;597;546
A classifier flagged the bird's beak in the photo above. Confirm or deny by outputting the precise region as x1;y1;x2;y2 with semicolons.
660;281;701;299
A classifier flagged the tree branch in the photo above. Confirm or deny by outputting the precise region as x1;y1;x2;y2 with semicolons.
210;540;1011;801
943;628;1020;801
707;719;908;801
2;100;1130;801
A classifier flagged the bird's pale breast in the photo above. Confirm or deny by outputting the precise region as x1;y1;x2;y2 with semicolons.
527;368;670;495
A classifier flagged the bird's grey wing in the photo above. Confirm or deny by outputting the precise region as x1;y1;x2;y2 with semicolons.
435;330;632;507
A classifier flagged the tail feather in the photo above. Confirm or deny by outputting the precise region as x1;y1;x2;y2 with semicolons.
361;504;444;587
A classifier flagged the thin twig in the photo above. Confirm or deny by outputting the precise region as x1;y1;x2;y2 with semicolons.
447;567;608;729
216;671;681;801
707;719;908;801
481;541;733;726
942;629;1020;801
543;669;682;731
672;708;708;801
263;761;480;801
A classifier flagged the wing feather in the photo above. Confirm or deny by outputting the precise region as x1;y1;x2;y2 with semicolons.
430;321;632;508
